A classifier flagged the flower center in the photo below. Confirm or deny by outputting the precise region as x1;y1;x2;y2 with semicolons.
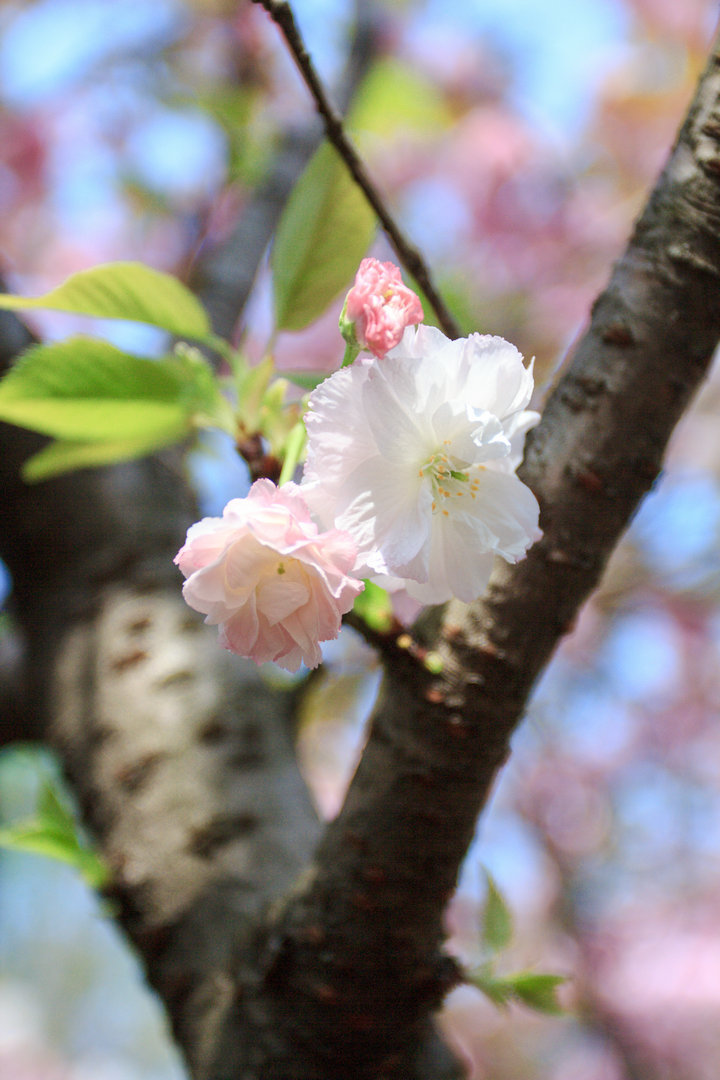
420;441;481;516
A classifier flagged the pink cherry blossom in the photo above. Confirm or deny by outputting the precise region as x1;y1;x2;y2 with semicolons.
343;258;424;358
174;479;363;672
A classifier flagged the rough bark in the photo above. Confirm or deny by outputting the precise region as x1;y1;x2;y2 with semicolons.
0;408;326;1070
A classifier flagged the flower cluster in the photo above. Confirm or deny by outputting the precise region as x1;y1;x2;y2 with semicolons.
176;262;541;670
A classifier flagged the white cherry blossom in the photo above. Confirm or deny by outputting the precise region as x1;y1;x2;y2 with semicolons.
302;324;542;603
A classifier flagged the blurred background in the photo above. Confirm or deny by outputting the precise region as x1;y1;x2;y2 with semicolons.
1;1;720;1077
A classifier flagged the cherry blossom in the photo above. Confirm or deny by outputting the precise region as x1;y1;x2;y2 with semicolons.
341;257;424;359
302;324;542;603
175;479;363;672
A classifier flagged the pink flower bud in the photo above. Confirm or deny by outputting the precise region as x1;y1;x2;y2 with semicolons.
174;480;363;672
342;258;424;358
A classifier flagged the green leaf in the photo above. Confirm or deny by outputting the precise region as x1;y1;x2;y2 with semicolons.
482;870;513;953
277;419;307;486
21;431;187;481
353;580;394;633
0;337;196;441
503;972;566;1015
235;354;274;428
272;141;376;331
0;262;211;341
37;780;79;836
172;343;236;431
0;780;108;889
469;965;514;1009
0;336;234;477
468;966;566;1016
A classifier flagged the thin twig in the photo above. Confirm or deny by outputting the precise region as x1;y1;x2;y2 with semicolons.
253;0;461;339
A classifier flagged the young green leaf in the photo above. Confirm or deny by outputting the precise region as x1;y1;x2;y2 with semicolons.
482;870;513;953
37;780;82;839
503;972;566;1015
468;967;566;1016
21;430;188;482
469;965;514;1009
0;336;234;478
0;780;108;890
172;343;236;432
235;354;275;430
0;337;198;441
272;141;376;331
277;419;308;486
0;262;211;341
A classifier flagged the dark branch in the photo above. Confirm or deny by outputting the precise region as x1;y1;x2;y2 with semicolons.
252;0;461;339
